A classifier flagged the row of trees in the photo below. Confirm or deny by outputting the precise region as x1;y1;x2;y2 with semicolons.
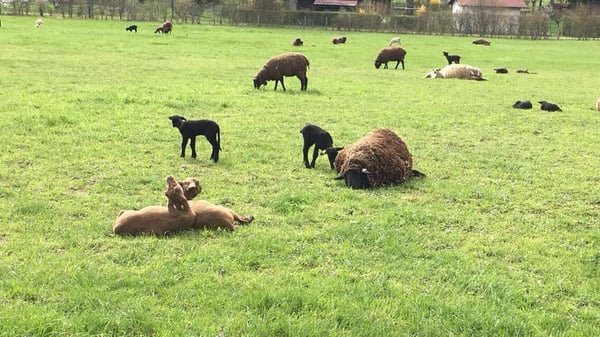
2;0;600;38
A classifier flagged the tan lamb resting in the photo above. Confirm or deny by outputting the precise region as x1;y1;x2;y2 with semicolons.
113;176;196;235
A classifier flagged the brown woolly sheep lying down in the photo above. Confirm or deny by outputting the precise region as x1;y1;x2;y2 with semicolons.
113;176;195;235
333;128;424;189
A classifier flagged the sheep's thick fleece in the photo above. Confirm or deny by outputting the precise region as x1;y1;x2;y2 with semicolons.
254;52;309;90
334;128;414;188
425;64;483;80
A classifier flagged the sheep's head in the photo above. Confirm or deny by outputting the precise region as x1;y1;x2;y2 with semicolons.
168;115;186;128
374;60;383;69
321;147;344;170
335;167;371;189
423;69;443;78
165;176;188;211
253;74;267;89
177;178;202;200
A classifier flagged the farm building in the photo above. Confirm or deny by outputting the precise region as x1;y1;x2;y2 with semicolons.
450;0;528;35
294;0;363;11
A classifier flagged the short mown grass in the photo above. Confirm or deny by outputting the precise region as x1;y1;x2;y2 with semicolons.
0;15;599;336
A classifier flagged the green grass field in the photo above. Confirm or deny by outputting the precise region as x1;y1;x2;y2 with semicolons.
0;15;599;336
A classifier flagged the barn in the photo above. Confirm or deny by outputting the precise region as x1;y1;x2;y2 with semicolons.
450;0;528;35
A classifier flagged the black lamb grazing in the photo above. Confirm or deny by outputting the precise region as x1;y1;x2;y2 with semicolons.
512;100;532;109
538;101;562;112
300;124;339;169
443;51;461;65
126;25;138;33
494;68;508;74
168;115;221;162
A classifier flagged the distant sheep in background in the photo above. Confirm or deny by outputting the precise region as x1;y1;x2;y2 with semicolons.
538;101;562;112
300;124;337;169
516;69;530;74
374;46;407;70
253;52;310;91
423;64;484;81
168;115;221;162
162;20;173;34
443;51;460;64
494;68;508;74
472;39;491;46
125;25;137;33
292;38;303;46
35;19;43;28
512;100;533;109
333;128;424;189
596;97;600;111
154;26;163;33
332;36;347;44
388;37;401;46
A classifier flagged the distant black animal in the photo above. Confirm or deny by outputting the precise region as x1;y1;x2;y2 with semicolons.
125;25;138;33
443;51;460;65
162;21;173;34
512;100;532;109
168;115;221;162
538;101;562;112
300;124;338;169
292;38;303;46
494;68;508;74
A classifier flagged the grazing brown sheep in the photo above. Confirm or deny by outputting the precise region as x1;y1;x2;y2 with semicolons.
162;20;173;34
333;128;424;189
253;52;310;91
472;39;491;46
374;46;407;70
113;176;196;235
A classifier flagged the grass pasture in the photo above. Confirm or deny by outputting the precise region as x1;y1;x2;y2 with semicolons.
0;16;599;336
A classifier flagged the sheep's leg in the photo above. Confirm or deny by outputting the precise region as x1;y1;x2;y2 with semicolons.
280;78;286;91
394;61;400;69
384;62;388;69
180;137;188;158
302;143;313;168
310;146;319;168
189;136;197;159
206;134;219;162
299;76;308;91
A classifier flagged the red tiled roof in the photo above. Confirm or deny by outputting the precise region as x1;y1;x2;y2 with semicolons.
455;0;527;8
313;0;359;6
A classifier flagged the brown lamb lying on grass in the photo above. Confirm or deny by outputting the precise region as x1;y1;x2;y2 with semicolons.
175;179;254;230
113;176;196;235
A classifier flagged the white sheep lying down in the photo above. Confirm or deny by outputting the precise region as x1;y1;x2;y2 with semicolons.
423;64;485;81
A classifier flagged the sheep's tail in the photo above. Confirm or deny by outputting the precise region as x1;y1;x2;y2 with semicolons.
217;125;222;150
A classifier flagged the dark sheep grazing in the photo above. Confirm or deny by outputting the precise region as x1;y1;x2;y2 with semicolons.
292;38;303;46
162;21;173;34
332;36;347;44
494;68;508;74
512;100;533;109
472;39;491;46
253;52;310;91
374;46;407;70
333;128;424;189
168;115;221;162
300;124;338;169
125;25;138;33
538;101;562;112
443;51;461;65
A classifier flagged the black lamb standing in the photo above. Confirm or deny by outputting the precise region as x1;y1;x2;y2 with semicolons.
300;124;339;169
168;115;221;162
